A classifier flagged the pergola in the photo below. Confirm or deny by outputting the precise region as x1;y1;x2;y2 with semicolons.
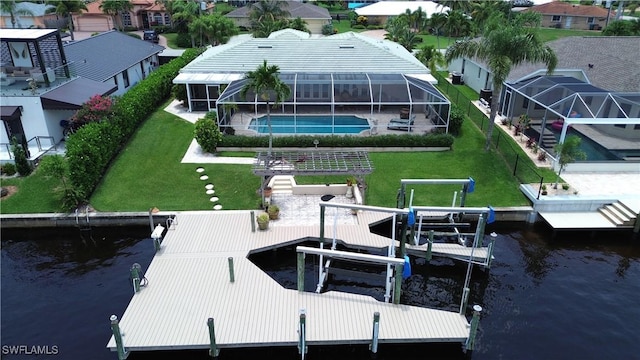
501;76;640;152
216;72;452;132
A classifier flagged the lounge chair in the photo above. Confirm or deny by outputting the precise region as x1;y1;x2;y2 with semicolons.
387;115;416;131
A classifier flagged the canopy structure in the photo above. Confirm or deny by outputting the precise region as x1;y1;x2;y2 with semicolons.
253;150;373;177
501;76;640;159
217;72;451;131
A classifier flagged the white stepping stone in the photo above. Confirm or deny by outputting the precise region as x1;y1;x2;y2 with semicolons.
200;175;209;180
213;204;222;210
206;190;215;195
196;167;205;173
205;184;214;190
210;197;219;202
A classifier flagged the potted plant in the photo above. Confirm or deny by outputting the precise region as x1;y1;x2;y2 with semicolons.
541;184;548;195
267;204;280;220
346;176;357;199
257;213;269;230
263;186;273;198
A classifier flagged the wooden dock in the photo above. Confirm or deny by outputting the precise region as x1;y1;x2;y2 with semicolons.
107;210;482;355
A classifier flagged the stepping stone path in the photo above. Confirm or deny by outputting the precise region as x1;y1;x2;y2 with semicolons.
197;168;221;209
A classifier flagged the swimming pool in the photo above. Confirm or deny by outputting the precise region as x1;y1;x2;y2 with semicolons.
248;115;370;134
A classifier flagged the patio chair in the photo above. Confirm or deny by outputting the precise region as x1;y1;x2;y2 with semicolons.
387;115;416;131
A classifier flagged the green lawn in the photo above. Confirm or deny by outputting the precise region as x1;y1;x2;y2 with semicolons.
162;33;180;49
537;27;601;42
1;168;63;213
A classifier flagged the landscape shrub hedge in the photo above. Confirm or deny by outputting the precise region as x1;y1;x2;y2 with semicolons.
66;48;203;201
220;133;454;148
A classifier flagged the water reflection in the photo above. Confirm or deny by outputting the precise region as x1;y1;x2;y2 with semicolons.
1;226;639;360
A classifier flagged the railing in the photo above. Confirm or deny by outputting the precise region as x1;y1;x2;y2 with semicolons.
0;143;13;159
434;72;545;198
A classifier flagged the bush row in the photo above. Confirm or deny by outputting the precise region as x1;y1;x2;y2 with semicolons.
66;48;203;200
220;133;454;149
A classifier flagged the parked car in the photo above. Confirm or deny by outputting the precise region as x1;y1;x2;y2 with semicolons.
143;30;159;43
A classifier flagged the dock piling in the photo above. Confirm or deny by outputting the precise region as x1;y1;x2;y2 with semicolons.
298;309;307;359
426;230;434;261
393;263;403;304
110;315;128;360
460;287;470;315
207;317;220;358
465;305;483;351
228;257;235;283
370;312;380;354
130;263;141;294
250;211;255;232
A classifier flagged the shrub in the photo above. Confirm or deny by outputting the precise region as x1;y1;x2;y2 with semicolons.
39;155;83;211
70;94;114;128
194;112;223;153
448;105;465;136
1;162;16;176
562;183;570;191
11;138;32;176
321;23;334;35
171;84;188;105
176;32;192;48
537;152;547;162
219;133;454;148
352;24;366;29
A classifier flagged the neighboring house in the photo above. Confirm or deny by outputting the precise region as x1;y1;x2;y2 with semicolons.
0;29;163;162
75;0;173;32
355;1;448;25
225;1;331;34
522;1;612;30
0;2;56;29
63;30;164;96
173;29;451;132
448;36;639;167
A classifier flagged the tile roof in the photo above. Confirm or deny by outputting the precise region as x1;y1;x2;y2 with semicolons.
180;30;427;75
355;1;447;17
523;1;611;17
63;30;164;82
505;36;640;92
226;0;330;20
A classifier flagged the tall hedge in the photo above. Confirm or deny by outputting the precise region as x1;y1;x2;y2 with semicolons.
66;48;203;201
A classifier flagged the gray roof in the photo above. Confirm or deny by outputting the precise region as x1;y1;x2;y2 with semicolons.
181;31;427;75
225;1;331;20
472;36;640;93
0;2;54;17
63;30;165;82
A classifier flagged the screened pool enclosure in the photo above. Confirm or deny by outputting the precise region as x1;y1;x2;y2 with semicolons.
215;72;452;133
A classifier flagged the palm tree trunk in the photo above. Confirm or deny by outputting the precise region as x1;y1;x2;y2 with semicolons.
484;82;501;151
266;100;273;157
68;15;75;41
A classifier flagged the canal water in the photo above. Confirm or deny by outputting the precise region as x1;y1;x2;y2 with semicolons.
1;225;639;360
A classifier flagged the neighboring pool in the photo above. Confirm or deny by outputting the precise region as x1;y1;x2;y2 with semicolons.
248;115;370;134
548;127;619;161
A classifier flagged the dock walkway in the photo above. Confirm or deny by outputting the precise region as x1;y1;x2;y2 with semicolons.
107;210;478;355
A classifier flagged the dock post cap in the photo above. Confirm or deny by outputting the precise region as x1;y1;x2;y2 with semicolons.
110;315;118;321
473;305;483;312
490;232;498;237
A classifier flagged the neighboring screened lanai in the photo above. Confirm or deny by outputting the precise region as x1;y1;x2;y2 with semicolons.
216;72;451;131
501;76;640;161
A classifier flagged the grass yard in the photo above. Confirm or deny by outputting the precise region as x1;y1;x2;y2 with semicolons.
1;168;63;213
162;33;179;49
537;27;601;42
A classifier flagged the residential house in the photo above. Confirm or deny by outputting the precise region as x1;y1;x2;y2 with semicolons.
173;29;451;134
225;1;331;34
354;1;448;26
0;29;163;162
63;30;164;96
0;2;56;29
75;0;172;32
522;1;612;30
448;36;640;169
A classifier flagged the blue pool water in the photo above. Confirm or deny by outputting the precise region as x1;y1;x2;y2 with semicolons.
249;115;370;134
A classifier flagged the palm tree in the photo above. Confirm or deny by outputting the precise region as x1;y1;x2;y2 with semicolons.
188;14;238;46
0;1;35;29
384;16;409;42
415;45;446;74
397;29;422;51
45;0;87;41
445;21;557;151
240;60;291;158
170;0;201;47
429;12;447;49
100;0;133;32
289;17;309;33
249;0;290;27
445;10;472;41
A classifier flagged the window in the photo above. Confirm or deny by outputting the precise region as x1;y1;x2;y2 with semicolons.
522;98;529;109
121;12;132;27
154;13;162;25
552;15;561;22
634;124;640;130
614;124;626;128
113;75;118;87
164;13;171;26
477;67;481;78
122;70;129;88
587;17;595;24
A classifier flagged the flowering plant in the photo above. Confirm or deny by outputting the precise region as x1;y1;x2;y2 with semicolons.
70;95;114;126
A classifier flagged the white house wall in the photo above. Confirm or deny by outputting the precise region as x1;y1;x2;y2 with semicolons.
1;97;49;144
112;59;155;96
